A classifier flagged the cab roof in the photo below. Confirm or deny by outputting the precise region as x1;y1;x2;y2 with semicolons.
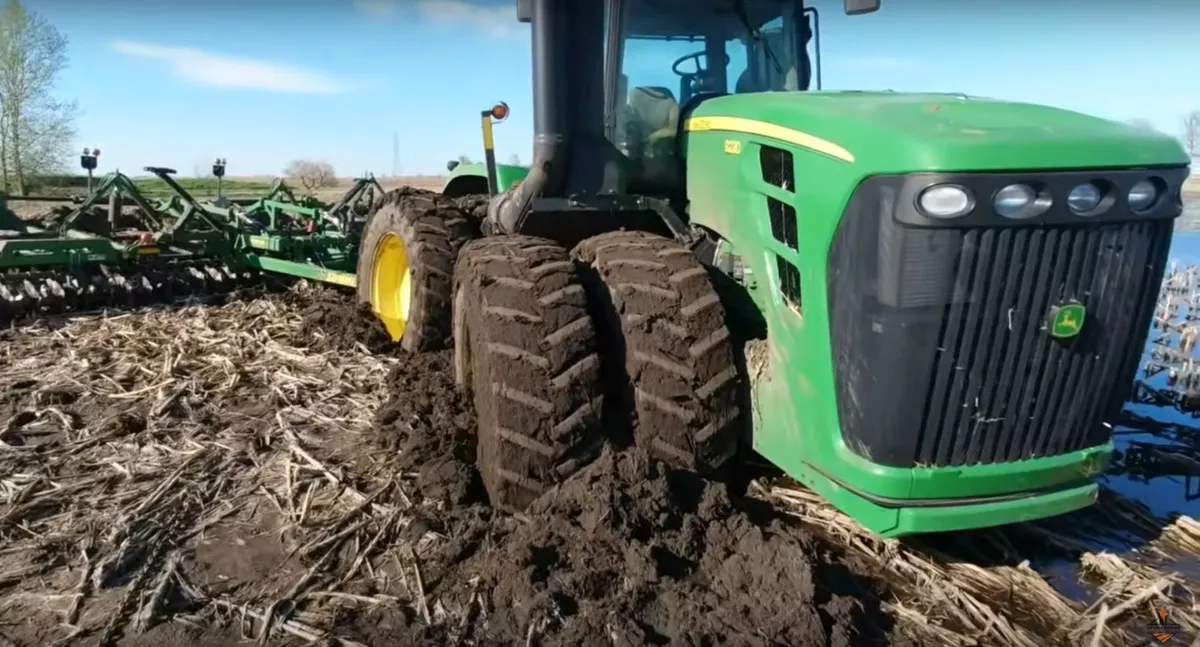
515;0;789;40
625;0;787;39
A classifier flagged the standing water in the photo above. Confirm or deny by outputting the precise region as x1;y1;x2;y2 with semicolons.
1112;198;1200;521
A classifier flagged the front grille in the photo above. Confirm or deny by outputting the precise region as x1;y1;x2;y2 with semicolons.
828;193;1174;468
913;221;1171;465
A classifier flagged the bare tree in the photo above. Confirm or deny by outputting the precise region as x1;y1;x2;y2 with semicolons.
1183;111;1200;159
0;0;76;194
507;153;521;165
284;159;336;193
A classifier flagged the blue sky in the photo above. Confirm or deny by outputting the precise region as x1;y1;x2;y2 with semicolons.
29;0;1200;177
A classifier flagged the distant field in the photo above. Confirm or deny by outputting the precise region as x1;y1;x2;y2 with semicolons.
11;174;448;201
4;175;450;219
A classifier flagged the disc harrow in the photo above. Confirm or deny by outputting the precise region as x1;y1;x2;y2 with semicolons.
0;165;383;327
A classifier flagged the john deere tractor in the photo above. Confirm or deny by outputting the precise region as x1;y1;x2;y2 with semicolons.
356;0;1191;537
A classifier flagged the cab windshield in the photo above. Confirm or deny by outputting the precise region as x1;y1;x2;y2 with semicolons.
605;0;813;191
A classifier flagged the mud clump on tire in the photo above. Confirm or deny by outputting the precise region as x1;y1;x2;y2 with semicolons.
292;286;397;354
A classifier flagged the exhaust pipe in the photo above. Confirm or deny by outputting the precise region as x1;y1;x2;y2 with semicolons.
490;0;566;234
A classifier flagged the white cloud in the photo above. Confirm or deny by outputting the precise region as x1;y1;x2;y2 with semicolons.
110;41;348;94
414;0;522;38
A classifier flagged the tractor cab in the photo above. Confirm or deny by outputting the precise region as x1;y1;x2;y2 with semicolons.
609;0;818;191
491;0;877;241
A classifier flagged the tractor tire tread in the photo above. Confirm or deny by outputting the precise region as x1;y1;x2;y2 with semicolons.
456;235;604;511
357;192;475;351
377;188;479;252
572;230;741;472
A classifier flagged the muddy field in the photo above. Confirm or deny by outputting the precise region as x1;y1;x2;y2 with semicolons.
0;284;1197;647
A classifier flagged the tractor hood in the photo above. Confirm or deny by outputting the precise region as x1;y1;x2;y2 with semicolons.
689;92;1189;173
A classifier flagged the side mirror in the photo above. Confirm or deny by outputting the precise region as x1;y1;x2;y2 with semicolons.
516;0;531;23
447;160;460;172
844;0;880;15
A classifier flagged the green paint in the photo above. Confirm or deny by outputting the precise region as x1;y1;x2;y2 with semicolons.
683;90;1186;536
687;92;1190;173
244;254;358;288
0;169;361;297
1049;302;1087;339
443;162;529;196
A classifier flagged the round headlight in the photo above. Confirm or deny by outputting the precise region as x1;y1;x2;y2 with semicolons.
917;184;973;219
994;183;1039;219
1128;180;1158;212
1067;182;1103;214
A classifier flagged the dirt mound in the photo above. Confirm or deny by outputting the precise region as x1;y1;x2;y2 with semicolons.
345;448;894;646
291;285;398;353
492;450;890;645
370;350;482;506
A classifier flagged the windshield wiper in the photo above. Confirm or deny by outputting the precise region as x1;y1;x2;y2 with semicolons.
731;0;782;75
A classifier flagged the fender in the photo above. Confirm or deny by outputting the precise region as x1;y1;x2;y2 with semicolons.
441;162;530;197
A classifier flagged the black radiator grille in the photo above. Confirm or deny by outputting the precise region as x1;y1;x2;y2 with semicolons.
913;220;1171;466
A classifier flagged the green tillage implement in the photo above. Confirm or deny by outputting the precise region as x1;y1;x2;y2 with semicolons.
238;174;383;237
0;167;244;320
352;0;1192;538
229;173;384;287
235;199;359;289
0;165;366;325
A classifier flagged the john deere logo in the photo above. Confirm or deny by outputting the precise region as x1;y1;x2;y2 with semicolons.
1048;301;1086;339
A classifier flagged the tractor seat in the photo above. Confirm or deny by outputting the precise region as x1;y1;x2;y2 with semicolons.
628;86;680;147
735;69;759;94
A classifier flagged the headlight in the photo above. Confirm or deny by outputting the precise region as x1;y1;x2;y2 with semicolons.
1067;182;1103;214
1128;180;1158;212
917;184;973;219
993;183;1043;219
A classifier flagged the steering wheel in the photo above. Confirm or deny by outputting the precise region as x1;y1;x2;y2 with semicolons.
671;50;732;101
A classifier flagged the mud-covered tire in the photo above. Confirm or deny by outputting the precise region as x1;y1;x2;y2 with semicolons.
356;191;477;352
454;235;605;511
572;230;742;472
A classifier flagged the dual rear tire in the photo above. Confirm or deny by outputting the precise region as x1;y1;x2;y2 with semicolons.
357;193;742;511
454;231;743;511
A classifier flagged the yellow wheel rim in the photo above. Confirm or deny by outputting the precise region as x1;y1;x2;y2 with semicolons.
371;233;413;341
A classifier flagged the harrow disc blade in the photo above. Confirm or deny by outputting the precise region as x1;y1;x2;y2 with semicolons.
0;261;280;328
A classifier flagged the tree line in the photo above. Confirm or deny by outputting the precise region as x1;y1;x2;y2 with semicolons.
0;0;76;194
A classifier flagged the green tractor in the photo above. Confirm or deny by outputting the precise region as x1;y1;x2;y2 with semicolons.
356;0;1191;537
